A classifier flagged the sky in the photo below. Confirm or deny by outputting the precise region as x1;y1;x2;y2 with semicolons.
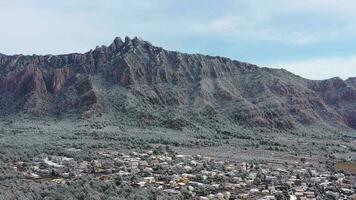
0;0;355;80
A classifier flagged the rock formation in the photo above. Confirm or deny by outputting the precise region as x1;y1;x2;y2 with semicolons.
0;37;355;131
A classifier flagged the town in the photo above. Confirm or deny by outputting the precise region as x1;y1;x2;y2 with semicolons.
12;147;355;200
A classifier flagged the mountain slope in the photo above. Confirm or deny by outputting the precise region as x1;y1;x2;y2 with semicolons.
1;37;356;132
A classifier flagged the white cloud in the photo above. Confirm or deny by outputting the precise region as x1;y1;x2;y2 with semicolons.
0;0;112;54
194;0;356;45
194;15;323;45
269;55;356;80
286;0;356;16
2;0;356;53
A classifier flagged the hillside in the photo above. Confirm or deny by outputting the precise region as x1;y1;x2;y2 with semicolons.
1;37;356;133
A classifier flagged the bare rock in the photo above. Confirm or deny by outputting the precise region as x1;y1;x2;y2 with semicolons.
51;67;70;94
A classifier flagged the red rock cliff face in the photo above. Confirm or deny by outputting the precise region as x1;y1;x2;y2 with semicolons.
51;67;70;94
54;75;102;118
0;65;99;116
309;78;356;129
0;66;49;115
0;37;356;131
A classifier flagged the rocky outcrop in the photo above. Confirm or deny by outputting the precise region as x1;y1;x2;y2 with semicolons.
75;76;101;117
346;77;356;89
0;37;356;131
1;66;46;96
51;67;70;94
56;75;101;118
0;66;49;115
308;77;356;129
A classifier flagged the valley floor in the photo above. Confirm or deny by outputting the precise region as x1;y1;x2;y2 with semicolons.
0;118;355;199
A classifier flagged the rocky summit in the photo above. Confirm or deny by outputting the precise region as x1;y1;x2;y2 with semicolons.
1;36;356;132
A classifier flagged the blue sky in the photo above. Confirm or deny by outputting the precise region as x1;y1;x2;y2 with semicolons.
0;0;355;80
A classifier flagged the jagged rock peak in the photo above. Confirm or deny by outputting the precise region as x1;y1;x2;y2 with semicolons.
124;36;131;43
108;37;124;51
107;36;153;52
122;36;152;46
113;36;123;44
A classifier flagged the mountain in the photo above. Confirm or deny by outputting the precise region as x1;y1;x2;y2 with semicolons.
1;36;356;132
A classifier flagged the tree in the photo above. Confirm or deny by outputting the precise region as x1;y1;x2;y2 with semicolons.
301;157;306;163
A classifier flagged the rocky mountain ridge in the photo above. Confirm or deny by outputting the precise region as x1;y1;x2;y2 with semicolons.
0;37;356;132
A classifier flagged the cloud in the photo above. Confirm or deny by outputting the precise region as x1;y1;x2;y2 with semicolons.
194;15;322;45
269;55;356;80
2;0;356;52
286;0;356;16
193;0;356;45
0;0;113;54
